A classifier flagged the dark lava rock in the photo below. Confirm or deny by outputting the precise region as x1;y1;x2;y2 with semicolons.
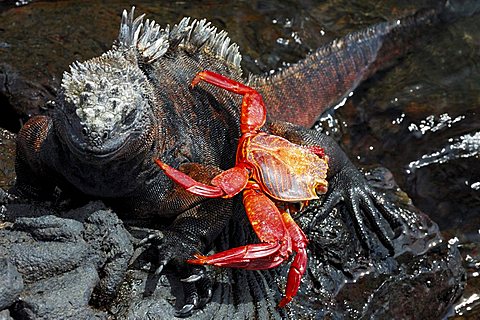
0;259;23;310
11;264;103;320
0;167;466;319
0;200;133;319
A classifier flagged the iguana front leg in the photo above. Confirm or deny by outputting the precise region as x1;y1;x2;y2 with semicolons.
135;166;235;317
12;115;58;199
268;121;401;255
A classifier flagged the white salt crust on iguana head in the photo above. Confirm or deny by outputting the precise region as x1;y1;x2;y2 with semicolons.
61;51;148;140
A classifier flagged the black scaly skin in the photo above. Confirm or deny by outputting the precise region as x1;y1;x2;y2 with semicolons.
11;4;462;315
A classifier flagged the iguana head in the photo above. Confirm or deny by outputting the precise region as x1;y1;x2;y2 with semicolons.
57;51;155;157
54;7;164;158
54;7;242;159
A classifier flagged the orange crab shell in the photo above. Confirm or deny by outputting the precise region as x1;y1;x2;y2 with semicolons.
239;133;329;202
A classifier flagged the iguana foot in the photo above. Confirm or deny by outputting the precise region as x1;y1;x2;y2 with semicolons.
309;165;401;255
138;230;212;316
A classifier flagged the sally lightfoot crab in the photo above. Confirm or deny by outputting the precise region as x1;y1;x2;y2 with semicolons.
155;70;329;307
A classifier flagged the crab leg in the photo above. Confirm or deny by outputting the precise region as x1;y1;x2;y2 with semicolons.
188;186;292;270
192;70;253;95
278;211;308;308
192;70;266;134
189;242;285;270
155;159;249;198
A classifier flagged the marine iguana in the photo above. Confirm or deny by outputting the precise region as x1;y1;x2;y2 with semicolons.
11;4;460;315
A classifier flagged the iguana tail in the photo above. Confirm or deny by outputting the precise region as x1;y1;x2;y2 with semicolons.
251;1;479;128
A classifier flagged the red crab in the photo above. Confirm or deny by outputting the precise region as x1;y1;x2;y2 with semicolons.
155;70;329;307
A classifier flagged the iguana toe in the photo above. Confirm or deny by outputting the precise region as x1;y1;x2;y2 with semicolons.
175;275;212;317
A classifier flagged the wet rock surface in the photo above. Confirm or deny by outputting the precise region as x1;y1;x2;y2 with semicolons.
0;167;466;319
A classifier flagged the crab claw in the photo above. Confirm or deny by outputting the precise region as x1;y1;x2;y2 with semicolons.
155;159;226;197
155;159;250;198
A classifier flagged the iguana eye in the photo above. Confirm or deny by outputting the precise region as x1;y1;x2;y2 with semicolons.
123;109;136;126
